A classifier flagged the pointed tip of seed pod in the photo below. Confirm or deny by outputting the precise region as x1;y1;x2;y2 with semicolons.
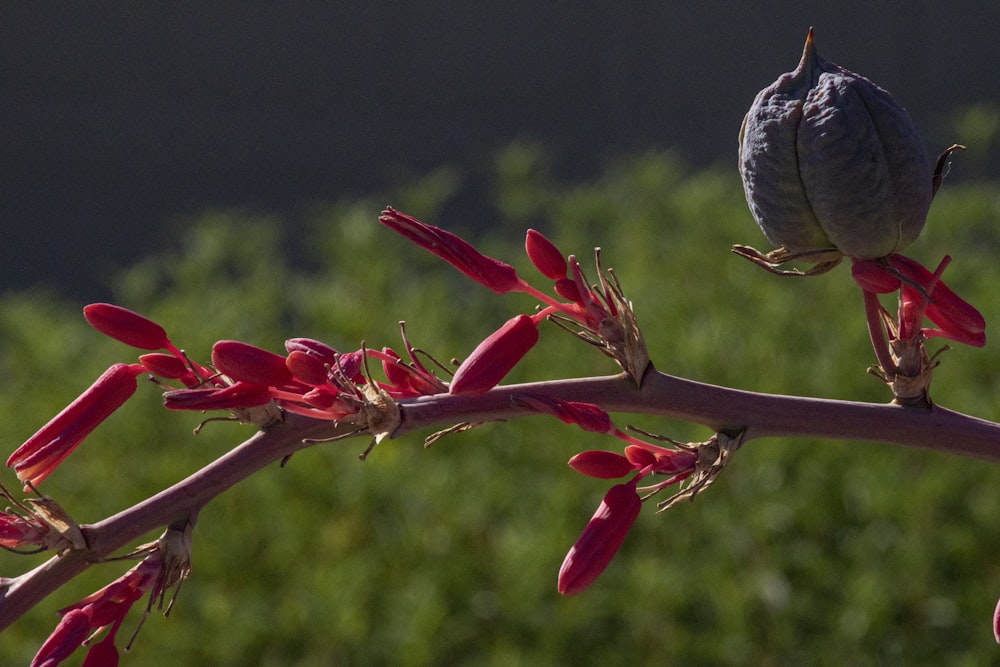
799;27;817;68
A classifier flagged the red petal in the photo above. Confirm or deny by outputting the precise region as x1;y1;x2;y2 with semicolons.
624;445;657;468
81;637;120;667
554;278;582;303
381;348;411;388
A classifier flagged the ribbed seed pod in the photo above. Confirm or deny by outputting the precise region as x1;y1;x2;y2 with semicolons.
739;29;932;260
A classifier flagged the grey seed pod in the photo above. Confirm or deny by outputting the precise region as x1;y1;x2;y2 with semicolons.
739;29;932;260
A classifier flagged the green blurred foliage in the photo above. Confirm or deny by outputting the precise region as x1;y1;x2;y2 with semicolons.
2;148;1000;665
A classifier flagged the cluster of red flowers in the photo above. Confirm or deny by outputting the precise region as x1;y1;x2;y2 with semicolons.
29;524;191;667
5;209;678;665
851;253;986;348
850;252;986;406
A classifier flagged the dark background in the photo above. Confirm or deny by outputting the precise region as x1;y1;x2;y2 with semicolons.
4;2;998;300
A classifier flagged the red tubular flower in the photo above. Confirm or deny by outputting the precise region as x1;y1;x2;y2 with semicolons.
449;314;540;396
32;557;161;667
512;394;614;434
0;510;45;550
7;363;144;488
379;207;521;294
558;480;642;595
525;229;568;280
567;450;636;479
851;254;986;347
83;303;171;351
162;382;273;411
890;254;986;345
31;608;91;667
212;340;294;387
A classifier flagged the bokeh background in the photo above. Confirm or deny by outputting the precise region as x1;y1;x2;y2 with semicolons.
5;2;1000;298
3;3;1000;665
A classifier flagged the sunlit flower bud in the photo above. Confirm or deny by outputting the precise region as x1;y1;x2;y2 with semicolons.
285;338;338;365
567;450;635;479
525;229;568;280
449;314;540;396
553;278;582;303
139;353;191;380
212;340;293;387
379;207;521;293
558;481;641;595
739;29;932;260
83;303;170;351
285;350;330;387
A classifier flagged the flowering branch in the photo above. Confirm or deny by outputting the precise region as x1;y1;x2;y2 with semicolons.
4;368;1000;636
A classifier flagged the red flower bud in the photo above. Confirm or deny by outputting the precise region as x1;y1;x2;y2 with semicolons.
525;229;567;280
554;278;582;303
449;315;539;396
286;350;330;387
558;481;641;595
139;353;191;380
567;450;635;479
285;338;338;365
212;340;293;387
379;207;521;294
83;303;169;351
624;444;657;468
